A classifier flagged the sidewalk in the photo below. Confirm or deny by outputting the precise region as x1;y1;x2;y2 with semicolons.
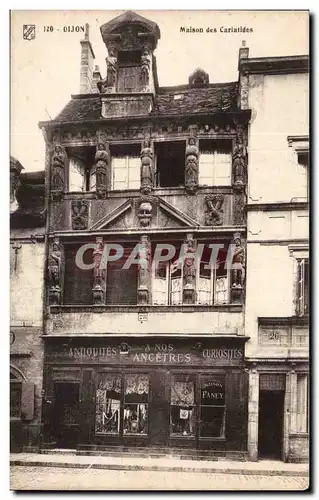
10;453;309;477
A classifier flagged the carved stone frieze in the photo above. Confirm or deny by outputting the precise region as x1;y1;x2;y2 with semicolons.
71;200;89;230
204;193;224;226
233;189;246;226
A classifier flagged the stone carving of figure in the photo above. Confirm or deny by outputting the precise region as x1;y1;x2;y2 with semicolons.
106;47;117;88
94;142;108;197
92;237;105;304
232;134;246;186
140;137;153;194
185;137;199;194
231;233;245;288
183;234;196;285
48;238;61;289
204;194;224;226
137;235;151;305
140;47;152;90
51;145;65;191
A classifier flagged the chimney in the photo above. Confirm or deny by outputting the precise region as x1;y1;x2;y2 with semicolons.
92;65;102;94
79;23;95;94
238;40;249;69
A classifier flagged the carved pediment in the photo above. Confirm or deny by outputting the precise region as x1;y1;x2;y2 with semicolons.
89;196;200;231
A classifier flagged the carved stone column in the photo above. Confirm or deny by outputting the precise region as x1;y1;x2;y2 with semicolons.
230;232;246;304
185;135;199;194
94;138;109;199
92;236;106;305
140;136;153;195
183;233;197;304
51;143;66;200
48;237;62;305
137;235;151;305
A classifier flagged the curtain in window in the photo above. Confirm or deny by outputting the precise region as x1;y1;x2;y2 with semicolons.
125;374;149;396
171;379;194;405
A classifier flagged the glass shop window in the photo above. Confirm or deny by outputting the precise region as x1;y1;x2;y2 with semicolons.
95;373;121;435
198;140;232;186
170;374;196;437
124;374;149;435
200;375;226;438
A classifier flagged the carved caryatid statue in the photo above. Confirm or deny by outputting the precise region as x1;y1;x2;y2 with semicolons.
140;46;152;91
51;145;65;192
231;232;246;297
94;142;109;198
48;237;62;305
183;234;196;304
92;237;105;304
204;193;224;226
232;133;246;186
106;47;117;88
185;137;199;194
140;137;153;194
137;235;151;305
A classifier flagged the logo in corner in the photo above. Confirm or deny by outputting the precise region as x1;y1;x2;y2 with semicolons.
23;24;36;41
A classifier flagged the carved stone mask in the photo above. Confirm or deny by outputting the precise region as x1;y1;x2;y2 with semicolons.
138;202;152;227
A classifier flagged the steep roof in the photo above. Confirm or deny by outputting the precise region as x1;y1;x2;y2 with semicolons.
10;170;45;229
48;81;239;124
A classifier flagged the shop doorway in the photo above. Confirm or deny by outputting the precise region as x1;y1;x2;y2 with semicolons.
258;390;285;459
53;382;80;449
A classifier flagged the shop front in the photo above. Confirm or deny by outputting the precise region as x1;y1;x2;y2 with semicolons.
42;337;248;453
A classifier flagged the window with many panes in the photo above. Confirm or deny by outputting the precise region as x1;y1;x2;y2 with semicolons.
152;247;182;305
196;246;230;305
111;144;140;190
124;374;149;435
67;147;96;192
198;140;232;186
10;382;22;418
296;258;309;316
296;374;308;433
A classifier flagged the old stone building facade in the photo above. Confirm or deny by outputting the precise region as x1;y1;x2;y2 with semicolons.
10;11;309;461
10;157;46;451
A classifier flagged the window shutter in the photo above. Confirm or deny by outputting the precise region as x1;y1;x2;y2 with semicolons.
21;383;35;421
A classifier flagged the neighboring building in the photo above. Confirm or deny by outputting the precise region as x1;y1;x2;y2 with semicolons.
241;54;309;461
35;11;309;462
10;157;46;451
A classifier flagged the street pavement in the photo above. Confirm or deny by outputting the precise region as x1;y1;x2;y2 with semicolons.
10;466;309;491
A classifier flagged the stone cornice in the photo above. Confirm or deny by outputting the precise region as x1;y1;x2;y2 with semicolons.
240;55;309;75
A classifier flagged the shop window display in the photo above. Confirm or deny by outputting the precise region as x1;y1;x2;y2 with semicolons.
124;374;149;435
170;375;196;437
95;373;121;435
